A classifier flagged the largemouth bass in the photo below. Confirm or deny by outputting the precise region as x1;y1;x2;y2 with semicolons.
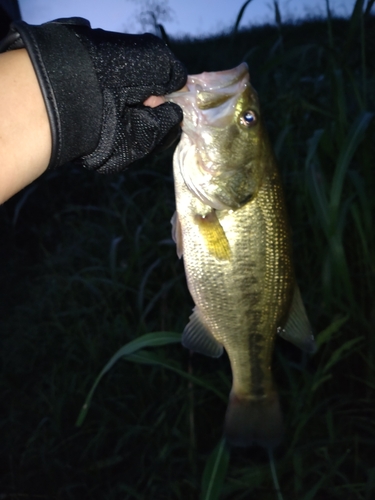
168;64;315;448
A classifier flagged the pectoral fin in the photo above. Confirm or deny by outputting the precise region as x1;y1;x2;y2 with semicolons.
195;210;231;261
171;211;183;259
278;285;316;353
182;306;224;358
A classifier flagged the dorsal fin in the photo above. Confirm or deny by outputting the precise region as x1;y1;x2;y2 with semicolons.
182;306;224;358
278;285;316;353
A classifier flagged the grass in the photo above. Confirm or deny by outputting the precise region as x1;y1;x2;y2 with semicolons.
0;2;375;498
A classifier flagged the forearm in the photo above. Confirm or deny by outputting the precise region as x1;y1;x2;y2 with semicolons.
0;19;186;205
0;49;51;204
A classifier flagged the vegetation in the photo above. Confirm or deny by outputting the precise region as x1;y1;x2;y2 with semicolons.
1;1;374;498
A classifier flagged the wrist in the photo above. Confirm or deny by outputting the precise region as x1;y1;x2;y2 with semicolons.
0;49;51;203
0;20;103;169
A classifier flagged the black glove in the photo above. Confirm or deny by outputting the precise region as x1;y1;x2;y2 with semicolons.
0;18;187;173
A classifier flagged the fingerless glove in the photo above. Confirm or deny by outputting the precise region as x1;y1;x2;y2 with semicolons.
0;17;187;172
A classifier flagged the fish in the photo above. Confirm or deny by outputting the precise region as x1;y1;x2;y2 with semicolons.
167;63;316;448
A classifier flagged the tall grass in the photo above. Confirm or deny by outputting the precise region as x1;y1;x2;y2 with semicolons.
0;3;374;498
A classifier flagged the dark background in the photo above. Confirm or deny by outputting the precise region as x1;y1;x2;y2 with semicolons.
1;2;374;499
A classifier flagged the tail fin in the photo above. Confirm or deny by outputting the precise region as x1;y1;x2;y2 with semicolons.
224;392;283;448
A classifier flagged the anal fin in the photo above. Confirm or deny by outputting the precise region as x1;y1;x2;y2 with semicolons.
278;285;316;353
182;306;223;358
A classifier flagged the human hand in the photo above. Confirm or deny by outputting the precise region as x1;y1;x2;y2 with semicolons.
1;18;187;172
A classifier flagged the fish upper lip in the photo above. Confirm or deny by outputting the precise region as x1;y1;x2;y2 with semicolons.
188;62;249;91
167;63;249;98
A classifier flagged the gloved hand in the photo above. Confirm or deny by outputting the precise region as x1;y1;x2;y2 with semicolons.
0;18;187;173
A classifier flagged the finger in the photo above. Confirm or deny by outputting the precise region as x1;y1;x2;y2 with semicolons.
138;34;187;94
143;95;166;107
130;102;183;156
164;59;187;94
143;85;189;107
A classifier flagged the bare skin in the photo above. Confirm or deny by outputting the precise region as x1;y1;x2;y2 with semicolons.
0;49;51;204
0;50;184;205
143;95;165;107
144;89;188;108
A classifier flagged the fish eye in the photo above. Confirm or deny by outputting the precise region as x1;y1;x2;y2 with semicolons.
240;110;257;127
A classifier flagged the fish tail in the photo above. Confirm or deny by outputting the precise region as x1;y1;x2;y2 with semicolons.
224;391;283;448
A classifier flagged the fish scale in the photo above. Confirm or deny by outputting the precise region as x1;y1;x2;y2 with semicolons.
168;63;316;448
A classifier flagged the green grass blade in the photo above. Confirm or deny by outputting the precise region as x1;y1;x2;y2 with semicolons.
232;0;253;34
12;184;38;226
365;467;375;499
331;69;348;138
274;124;292;159
325;0;333;48
316;315;349;348
201;438;230;500
349;0;365;34
350;204;373;269
125;350;227;402
311;373;333;392
349;170;373;234
365;0;375;16
305;129;329;235
158;23;170;45
137;258;161;312
302;450;350;500
323;337;364;373
274;0;282;29
76;332;181;426
109;235;123;280
330;111;374;219
268;449;284;500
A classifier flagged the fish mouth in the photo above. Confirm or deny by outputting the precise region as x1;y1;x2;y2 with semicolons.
168;63;249;99
168;64;252;210
167;63;250;130
188;62;249;95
